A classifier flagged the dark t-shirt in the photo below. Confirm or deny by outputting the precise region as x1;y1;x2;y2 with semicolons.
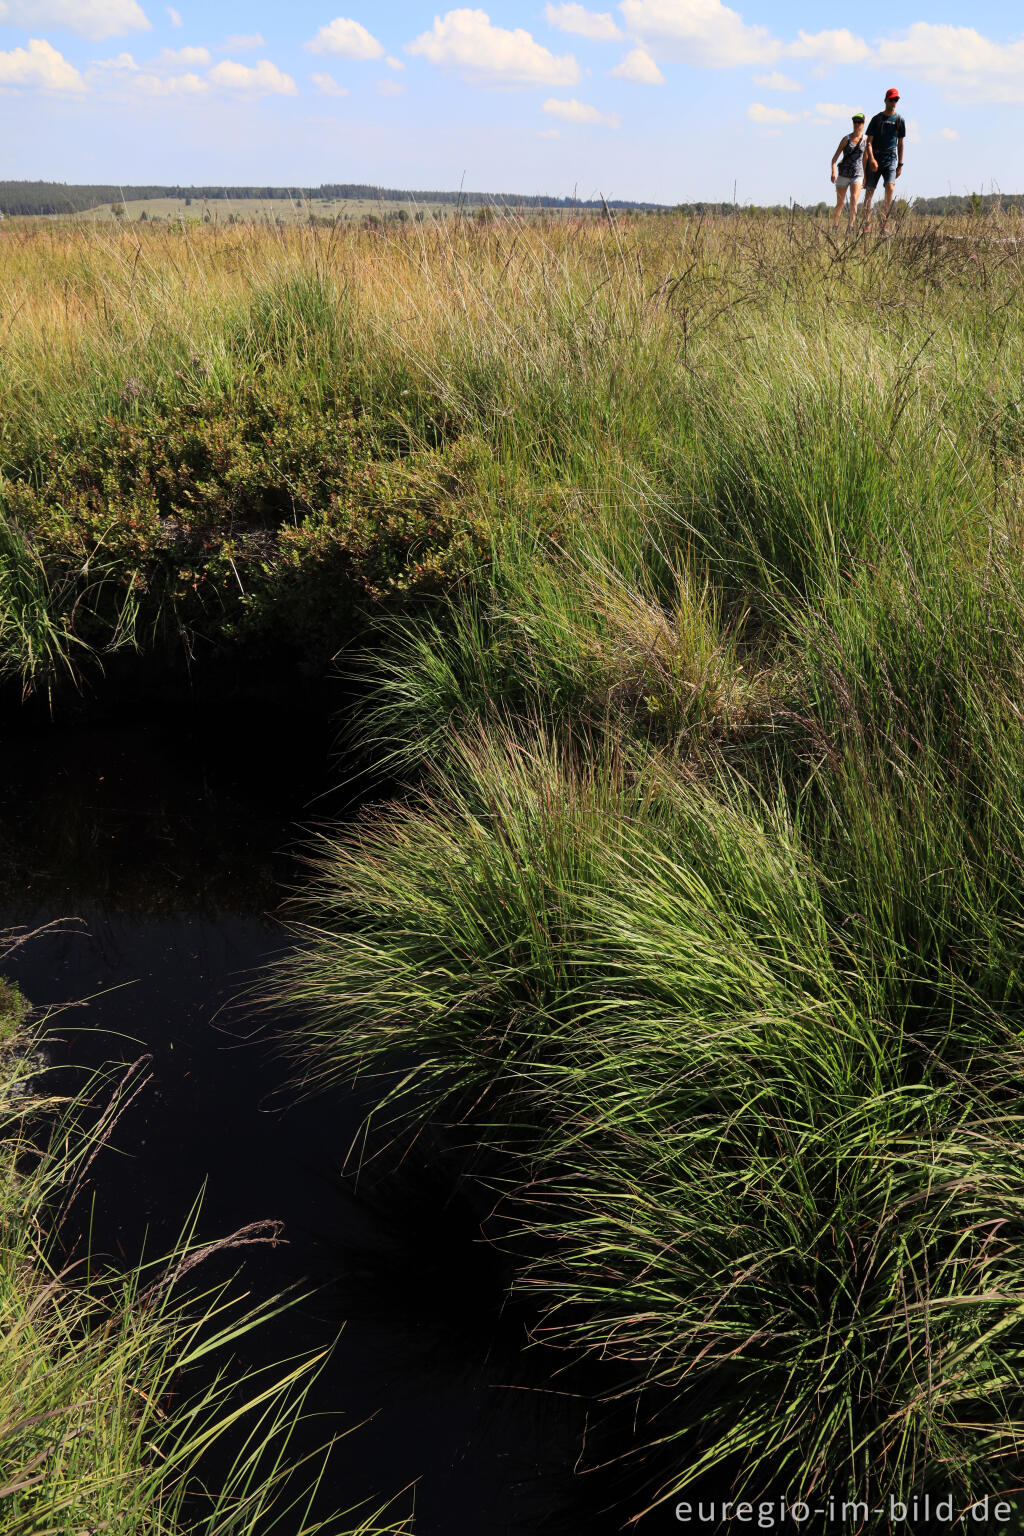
867;111;906;163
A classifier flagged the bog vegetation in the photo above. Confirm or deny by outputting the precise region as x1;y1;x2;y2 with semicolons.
0;945;406;1536
4;206;1024;1523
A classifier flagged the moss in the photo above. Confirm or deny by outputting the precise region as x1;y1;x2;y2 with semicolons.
0;977;29;1050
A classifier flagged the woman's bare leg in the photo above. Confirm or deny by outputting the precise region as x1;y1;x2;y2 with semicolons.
847;183;862;230
831;184;848;230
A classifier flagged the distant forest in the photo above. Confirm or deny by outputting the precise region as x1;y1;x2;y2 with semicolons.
670;194;1024;217
0;181;663;216
1;182;1020;220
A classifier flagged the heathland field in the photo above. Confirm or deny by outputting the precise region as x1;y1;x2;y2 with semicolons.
5;208;1024;1524
75;195;458;223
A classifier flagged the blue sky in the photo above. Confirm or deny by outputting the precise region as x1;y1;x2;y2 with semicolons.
3;0;1024;203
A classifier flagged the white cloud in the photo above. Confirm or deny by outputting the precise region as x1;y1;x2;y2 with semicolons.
753;69;800;91
873;23;1024;104
385;54;404;69
153;43;207;65
92;46;136;66
618;0;779;68
310;70;347;95
0;0;150;38
207;57;297;94
0;34;84;86
542;94;619;126
544;3;622;42
222;32;264;50
785;28;869;67
305;16;383;60
812;100;858;120
537;126;559;136
165;3;179;22
407;9;580;87
747;100;799;124
132;66;203;91
90;43;209;94
940;125;958;140
610;45;663;83
376;76;403;94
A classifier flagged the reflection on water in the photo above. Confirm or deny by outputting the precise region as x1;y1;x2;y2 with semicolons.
0;697;665;1536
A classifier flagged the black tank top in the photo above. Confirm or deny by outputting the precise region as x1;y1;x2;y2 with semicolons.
838;132;866;178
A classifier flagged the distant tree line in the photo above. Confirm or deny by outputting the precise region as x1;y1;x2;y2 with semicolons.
670;197;1024;217
0;180;664;217
908;193;1024;216
5;182;1021;221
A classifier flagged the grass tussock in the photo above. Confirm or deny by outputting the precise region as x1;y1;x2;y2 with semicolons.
278;729;1024;1511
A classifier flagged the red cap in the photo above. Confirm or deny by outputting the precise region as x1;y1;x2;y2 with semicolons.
885;87;900;100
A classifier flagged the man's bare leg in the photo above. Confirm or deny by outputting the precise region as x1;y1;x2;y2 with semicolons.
880;182;896;231
863;187;876;233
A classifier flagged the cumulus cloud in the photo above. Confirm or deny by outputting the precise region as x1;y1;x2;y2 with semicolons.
92;46;136;66
940;125;958;139
537;125;559;136
785;28;869;67
611;45;663;82
385;54;404;68
132;66;203;91
812;100;858;119
618;0;778;68
746;100;799;124
753;69;800;91
874;23;1024;104
407;9;580;87
376;76;402;94
305;16;383;59
89;43;211;95
208;57;297;94
310;69;347;95
153;43;207;65
544;3;622;42
0;34;84;86
222;32;264;50
165;3;179;22
0;0;150;38
542;94;619;125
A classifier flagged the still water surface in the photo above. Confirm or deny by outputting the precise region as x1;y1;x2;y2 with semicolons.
0;695;650;1536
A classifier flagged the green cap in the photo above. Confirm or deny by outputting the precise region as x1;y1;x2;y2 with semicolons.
852;109;865;119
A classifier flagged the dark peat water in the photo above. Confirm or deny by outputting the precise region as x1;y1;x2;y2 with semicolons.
0;685;676;1536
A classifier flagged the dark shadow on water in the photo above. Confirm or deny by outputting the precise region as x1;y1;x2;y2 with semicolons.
0;689;685;1535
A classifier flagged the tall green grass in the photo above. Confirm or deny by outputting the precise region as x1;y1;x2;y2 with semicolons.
276;729;1024;1511
0;971;407;1536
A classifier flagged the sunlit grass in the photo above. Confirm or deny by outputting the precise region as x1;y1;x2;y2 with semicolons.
10;208;1024;1517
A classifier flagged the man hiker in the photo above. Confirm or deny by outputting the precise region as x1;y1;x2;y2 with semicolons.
863;88;906;233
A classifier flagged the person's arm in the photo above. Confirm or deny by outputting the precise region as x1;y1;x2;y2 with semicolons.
864;125;877;169
831;136;847;181
896;118;906;177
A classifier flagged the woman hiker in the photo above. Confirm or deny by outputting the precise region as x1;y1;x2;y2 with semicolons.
830;110;868;231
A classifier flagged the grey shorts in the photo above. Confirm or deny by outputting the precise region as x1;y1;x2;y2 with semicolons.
835;175;862;191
